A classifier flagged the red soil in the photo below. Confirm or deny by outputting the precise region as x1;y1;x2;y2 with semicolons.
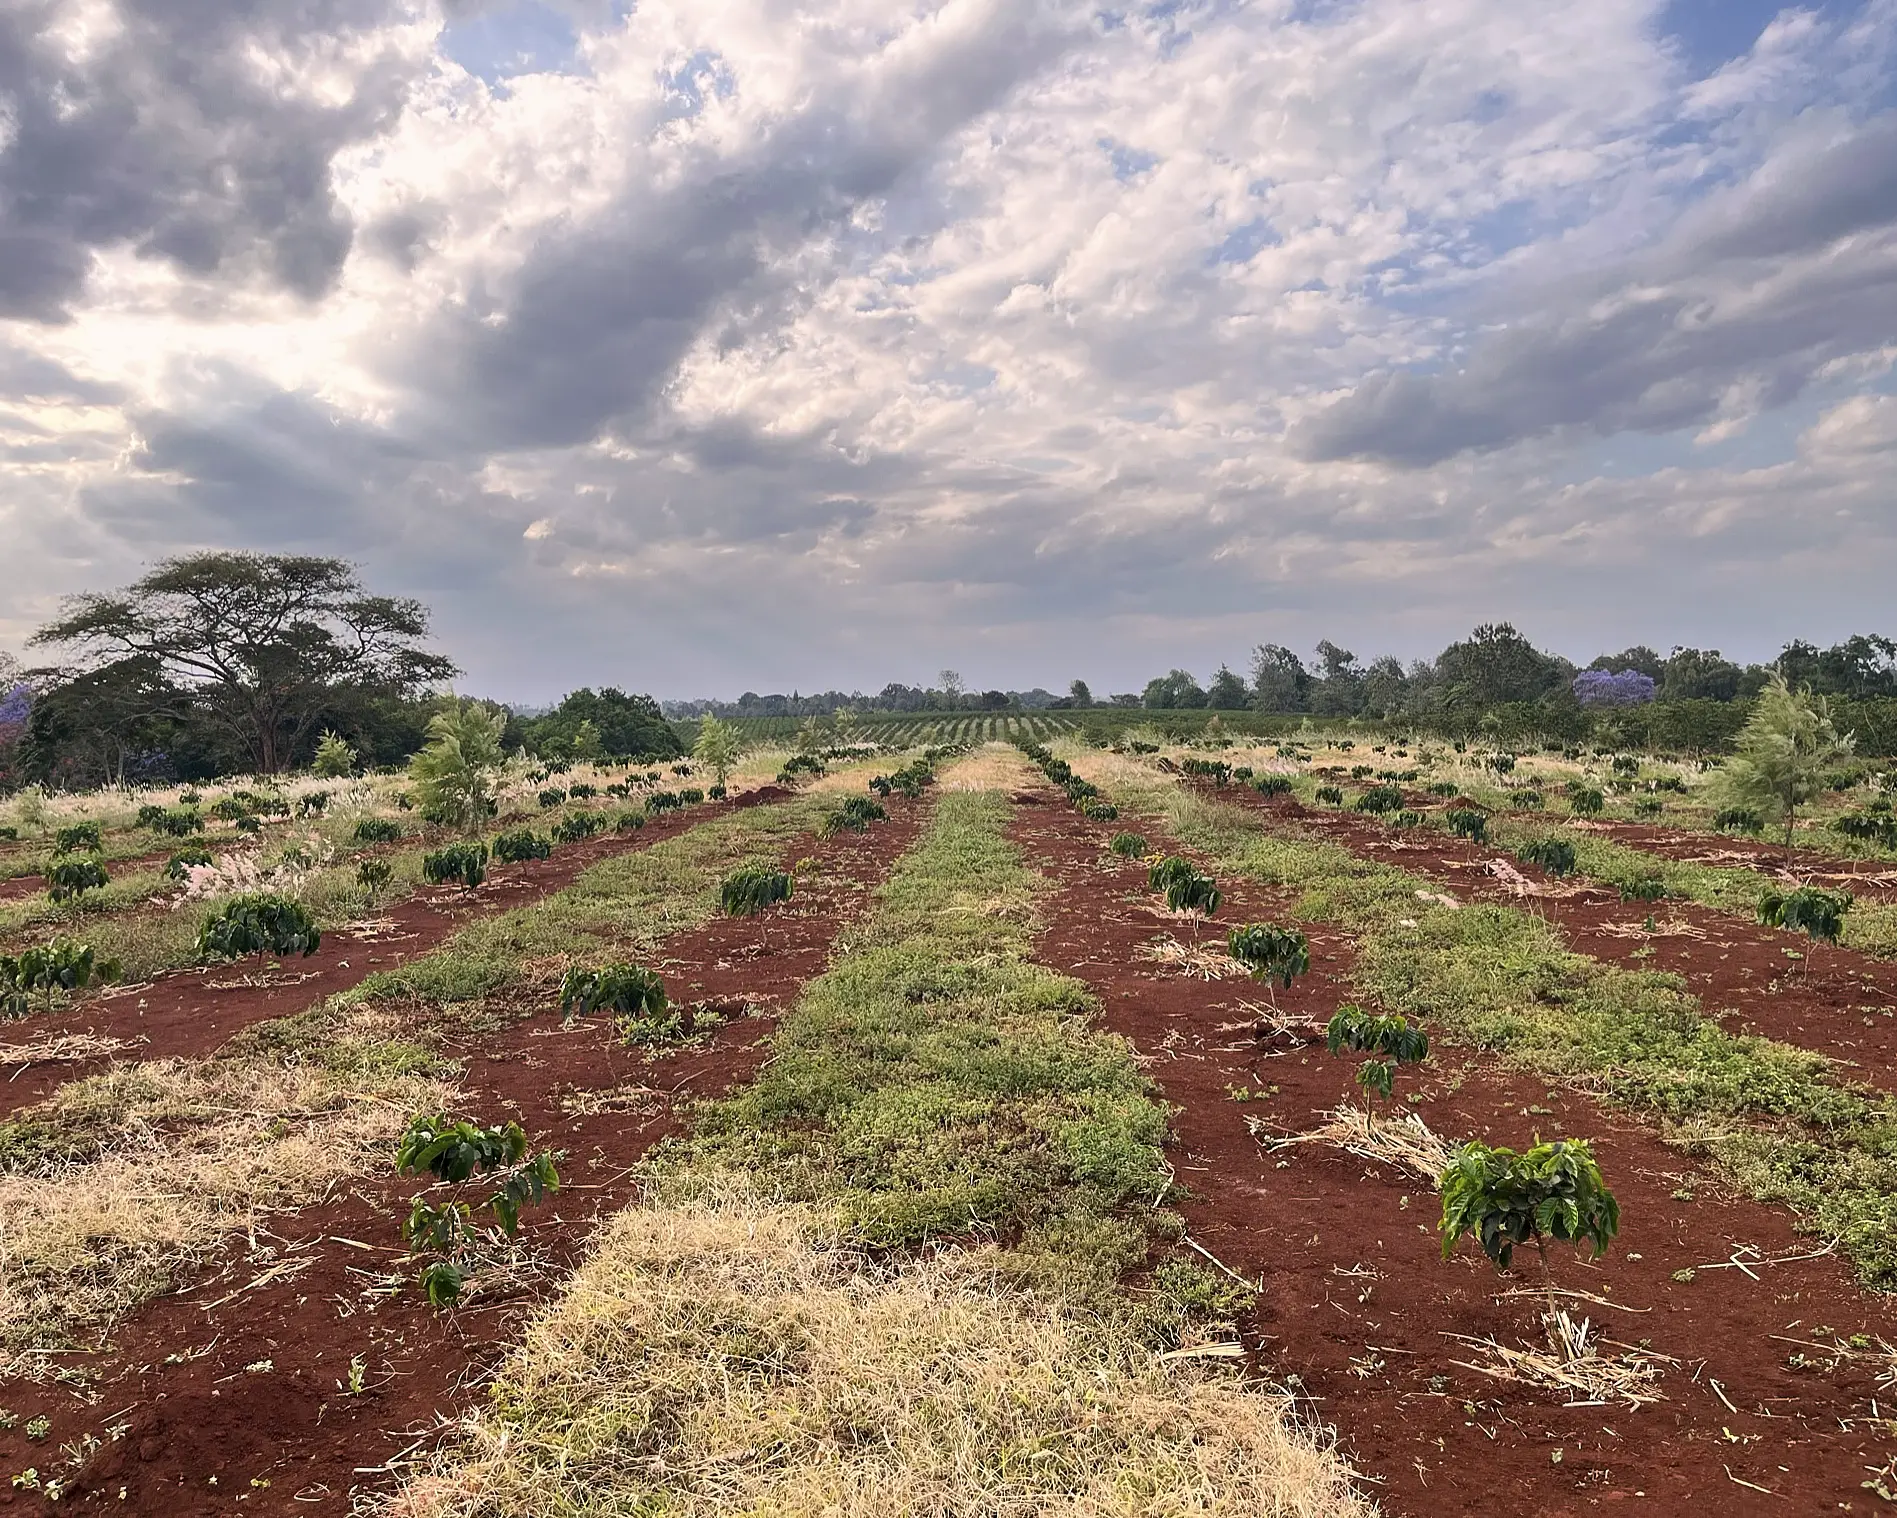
1011;792;1897;1518
1574;818;1897;901
0;802;924;1517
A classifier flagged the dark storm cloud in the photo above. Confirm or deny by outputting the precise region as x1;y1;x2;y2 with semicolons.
1294;114;1897;466
0;0;422;320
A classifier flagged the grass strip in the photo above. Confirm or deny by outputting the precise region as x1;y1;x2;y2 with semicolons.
1088;756;1897;1288
392;785;1370;1518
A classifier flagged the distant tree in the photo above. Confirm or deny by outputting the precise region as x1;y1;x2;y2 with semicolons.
693;717;743;789
1782;634;1897;699
1572;669;1657;707
1143;670;1207;709
1661;647;1743;703
1586;646;1665;681
1310;640;1365;717
1360;655;1411;719
1434;623;1567;709
20;657;186;786
522;688;681;760
938;670;965;703
1249;644;1309;713
1711;674;1855;844
30;553;455;774
1205;664;1249;710
1068;679;1094;709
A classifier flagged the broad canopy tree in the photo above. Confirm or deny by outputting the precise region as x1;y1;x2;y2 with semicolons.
30;553;456;775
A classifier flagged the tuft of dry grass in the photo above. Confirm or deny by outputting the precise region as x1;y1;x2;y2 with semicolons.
1139;935;1246;980
936;742;1036;793
0;1012;450;1354
385;1191;1373;1518
1251;1104;1459;1184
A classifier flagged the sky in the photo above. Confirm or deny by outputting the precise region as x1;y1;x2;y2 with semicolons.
0;0;1894;703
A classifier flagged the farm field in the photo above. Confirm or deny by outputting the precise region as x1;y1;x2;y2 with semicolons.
1;741;1895;1515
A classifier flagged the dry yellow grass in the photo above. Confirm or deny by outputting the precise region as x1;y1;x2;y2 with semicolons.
385;1191;1374;1518
0;1015;450;1355
936;742;1037;792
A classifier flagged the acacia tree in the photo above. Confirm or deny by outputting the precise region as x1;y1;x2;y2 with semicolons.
1712;674;1854;845
31;553;456;774
693;716;743;790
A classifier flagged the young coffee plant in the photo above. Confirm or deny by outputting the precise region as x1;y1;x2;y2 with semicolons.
559;964;680;1043
46;857;109;903
1;938;119;1018
1439;1137;1620;1338
53;822;102;855
1425;781;1460;798
197;893;321;959
721;866;793;917
537;788;568;809
356;858;394;901
1081;799;1120;821
422;842;488;889
777;754;826;785
567;783;596;801
1150;855;1221;926
1326;1005;1428;1123
646;790;683;815
1835;813;1897;851
1619;876;1668;903
1108;831;1148;859
552;812;605;844
1515;837;1577;878
1631;797;1664;819
493;829;552;863
1758;885;1852;946
823;795;888;835
1568;787;1605;817
1314;785;1344;805
353;818;403;845
1252;775;1293;798
1714;807;1765;835
395;1113;560;1307
1355;784;1404;815
1443;808;1488;843
165;846;213;880
297;791;330;818
1509;790;1545;810
614;811;645;832
1227;922;1309;989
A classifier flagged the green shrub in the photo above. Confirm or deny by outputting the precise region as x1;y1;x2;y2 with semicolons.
1315;785;1344;805
1758;886;1852;945
1619;876;1668;903
1081;800;1120;822
537;788;568;809
1714;807;1764;835
1108;832;1147;858
1439;1138;1619;1314
313;730;357;778
422;843;489;889
824;796;888;835
493;830;552;863
165;846;213;880
297;791;330;818
1;937;119;1017
1252;776;1293;797
1443;808;1488;842
1326;1004;1427;1115
552;812;605;843
1568;787;1605;816
567;783;596;801
1355;784;1404;815
1632;798;1664;819
614;811;646;833
720;867;793;917
647;791;682;815
53;822;101;854
1226;923;1309;989
558;964;680;1043
197;893;321;959
353;818;402;845
1509;790;1545;810
1515;837;1577;877
46;857;108;902
396;1113;559;1306
1835;813;1897;850
1425;781;1460;798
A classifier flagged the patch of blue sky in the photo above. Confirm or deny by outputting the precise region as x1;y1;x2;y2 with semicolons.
440;0;579;84
1657;0;1865;76
926;363;999;394
1100;138;1159;180
1208;217;1280;265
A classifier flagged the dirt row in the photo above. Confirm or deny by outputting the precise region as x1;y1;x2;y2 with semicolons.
0;796;924;1516
1009;788;1897;1517
1217;788;1897;1098
0;789;801;1120
1572;817;1897;902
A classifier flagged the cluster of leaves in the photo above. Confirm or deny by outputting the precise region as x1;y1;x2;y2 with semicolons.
559;963;681;1044
1;937;119;1017
1835;812;1897;850
1566;783;1605;816
1509;790;1545;810
197;893;321;959
1355;784;1405;815
137;804;203;837
614;811;646;833
824;795;889;835
721;866;794;917
1179;757;1232;786
1149;855;1220;917
1425;781;1461;798
492;829;552;863
1227;922;1308;989
53;821;101;854
1619;876;1668;903
1714;807;1765;835
1631;797;1664;819
357;858;394;898
1251;775;1293;798
646;790;683;815
552;812;606;844
1443;808;1488;843
1439;1138;1620;1313
1108;831;1148;858
1514;836;1577;878
46;856;109;903
350;817;401;846
396;1113;561;1307
1314;785;1345;805
312;730;358;777
165;845;212;879
1326;1004;1427;1115
422;842;489;889
1758;886;1853;945
778;754;827;785
1014;739;1114;820
537;788;567;809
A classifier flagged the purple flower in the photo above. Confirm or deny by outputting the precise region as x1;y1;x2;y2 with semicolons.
1573;669;1657;708
0;683;29;745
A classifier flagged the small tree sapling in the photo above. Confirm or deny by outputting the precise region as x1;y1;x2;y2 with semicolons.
1325;1005;1427;1126
395;1113;560;1306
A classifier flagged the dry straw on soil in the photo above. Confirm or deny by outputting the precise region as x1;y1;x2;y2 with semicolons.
387;1193;1373;1518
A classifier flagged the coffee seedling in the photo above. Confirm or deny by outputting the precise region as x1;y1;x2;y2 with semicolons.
1632;797;1664;819
1081;799;1119;821
1509;790;1545;811
1569;787;1605;817
614;811;645;832
297;792;330;817
721;866;793;917
46;857;108;903
680;787;705;805
1227;922;1309;991
823;796;888;835
197;893;321;959
1252;776;1293;797
647;791;682;815
1108;831;1147;859
1439;1137;1620;1343
53;822;101;855
1758;885;1852;946
395;1113;560;1307
1425;781;1460;798
1443;808;1488;843
1;937;119;1017
354;818;402;845
1619;876;1667;903
552;812;604;843
559;963;680;1043
1315;785;1344;805
493;829;552;863
1355;784;1404;815
1515;837;1577;877
1714;807;1764;835
165;846;213;880
1326;1005;1427;1124
356;858;394;900
567;783;596;801
422;842;488;889
1835;813;1897;850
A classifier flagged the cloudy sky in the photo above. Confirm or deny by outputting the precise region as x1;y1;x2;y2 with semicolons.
1;0;1893;702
